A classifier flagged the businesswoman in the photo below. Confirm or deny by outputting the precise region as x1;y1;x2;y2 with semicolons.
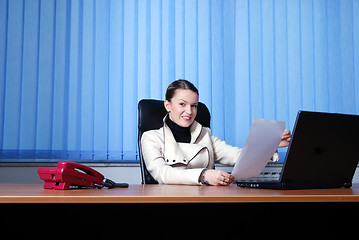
141;80;291;185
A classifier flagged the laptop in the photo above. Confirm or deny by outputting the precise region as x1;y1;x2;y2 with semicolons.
236;111;359;190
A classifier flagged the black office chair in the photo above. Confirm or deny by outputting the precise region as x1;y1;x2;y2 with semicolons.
138;99;211;184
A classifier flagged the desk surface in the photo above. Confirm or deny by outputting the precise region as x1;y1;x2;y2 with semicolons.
1;184;359;203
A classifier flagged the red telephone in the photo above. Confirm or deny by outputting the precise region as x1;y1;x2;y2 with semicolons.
38;161;129;190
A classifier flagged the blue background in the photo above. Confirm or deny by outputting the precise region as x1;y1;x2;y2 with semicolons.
0;0;358;161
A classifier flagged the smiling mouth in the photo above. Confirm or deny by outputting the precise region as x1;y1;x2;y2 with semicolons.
182;116;191;121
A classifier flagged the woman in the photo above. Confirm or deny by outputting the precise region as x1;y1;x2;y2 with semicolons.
141;80;291;186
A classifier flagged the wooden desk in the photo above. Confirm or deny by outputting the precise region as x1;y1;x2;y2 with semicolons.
2;184;359;237
1;183;359;203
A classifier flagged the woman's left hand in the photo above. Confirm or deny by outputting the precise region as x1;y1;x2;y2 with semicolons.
279;129;291;148
202;170;235;186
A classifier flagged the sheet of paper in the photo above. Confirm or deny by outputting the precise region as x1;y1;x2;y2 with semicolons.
231;118;285;179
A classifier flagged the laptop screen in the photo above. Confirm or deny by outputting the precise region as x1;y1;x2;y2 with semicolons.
280;111;359;183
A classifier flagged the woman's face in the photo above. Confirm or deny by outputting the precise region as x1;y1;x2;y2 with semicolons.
164;89;199;128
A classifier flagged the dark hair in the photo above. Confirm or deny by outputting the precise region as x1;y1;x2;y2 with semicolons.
165;79;199;101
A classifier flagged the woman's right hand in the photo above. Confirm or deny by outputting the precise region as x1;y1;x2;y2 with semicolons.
203;169;235;186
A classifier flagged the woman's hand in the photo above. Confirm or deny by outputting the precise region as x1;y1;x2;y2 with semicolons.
279;129;291;148
203;170;235;186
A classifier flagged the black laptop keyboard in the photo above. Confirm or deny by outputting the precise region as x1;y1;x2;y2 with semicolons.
236;171;281;182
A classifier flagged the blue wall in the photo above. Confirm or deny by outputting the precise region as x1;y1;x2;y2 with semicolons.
0;0;358;161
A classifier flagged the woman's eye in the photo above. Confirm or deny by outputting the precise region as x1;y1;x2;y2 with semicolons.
179;103;185;107
191;105;197;108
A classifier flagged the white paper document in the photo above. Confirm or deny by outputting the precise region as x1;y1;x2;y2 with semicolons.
231;118;285;179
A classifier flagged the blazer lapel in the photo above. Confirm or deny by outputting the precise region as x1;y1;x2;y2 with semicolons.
163;116;207;166
163;122;184;165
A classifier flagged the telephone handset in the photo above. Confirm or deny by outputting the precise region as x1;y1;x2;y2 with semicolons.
38;161;129;190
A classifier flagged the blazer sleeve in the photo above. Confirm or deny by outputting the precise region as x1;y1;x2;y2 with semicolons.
210;133;242;166
141;131;203;185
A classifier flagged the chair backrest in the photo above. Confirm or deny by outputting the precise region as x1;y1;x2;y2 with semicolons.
138;99;211;184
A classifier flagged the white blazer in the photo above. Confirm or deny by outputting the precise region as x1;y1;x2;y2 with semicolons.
141;116;244;185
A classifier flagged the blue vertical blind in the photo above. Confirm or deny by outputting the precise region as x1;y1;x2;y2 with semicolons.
0;0;358;161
